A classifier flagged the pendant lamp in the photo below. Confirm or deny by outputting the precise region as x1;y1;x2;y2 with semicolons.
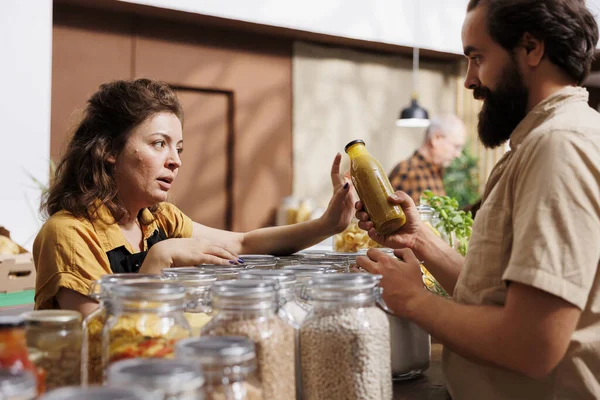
396;47;430;128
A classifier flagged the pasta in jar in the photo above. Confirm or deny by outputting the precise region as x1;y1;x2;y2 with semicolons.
333;219;381;252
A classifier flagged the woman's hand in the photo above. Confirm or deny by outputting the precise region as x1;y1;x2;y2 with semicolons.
320;153;357;234
356;190;423;250
141;237;240;273
356;248;428;318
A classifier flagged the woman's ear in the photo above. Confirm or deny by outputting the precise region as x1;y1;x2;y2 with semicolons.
105;154;116;164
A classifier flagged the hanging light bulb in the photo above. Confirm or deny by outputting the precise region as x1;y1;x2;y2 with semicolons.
396;47;430;128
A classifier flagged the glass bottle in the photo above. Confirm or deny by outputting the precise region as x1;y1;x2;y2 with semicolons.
282;265;335;312
107;358;204;400
161;268;217;335
201;280;295;400
102;281;192;371
38;386;157;400
0;316;44;394
300;273;392;400
81;273;159;386
176;336;261;400
0;369;37;400
345;139;406;235
23;311;82;390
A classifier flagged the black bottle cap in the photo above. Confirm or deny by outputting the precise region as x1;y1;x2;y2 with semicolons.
344;139;365;153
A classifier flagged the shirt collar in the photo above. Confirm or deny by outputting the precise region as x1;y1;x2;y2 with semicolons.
509;86;589;149
414;150;443;174
89;200;158;253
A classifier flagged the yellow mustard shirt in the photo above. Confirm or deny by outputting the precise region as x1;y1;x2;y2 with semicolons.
32;202;193;310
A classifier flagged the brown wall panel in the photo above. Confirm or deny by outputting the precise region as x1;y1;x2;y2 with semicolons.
51;6;133;162
169;90;229;229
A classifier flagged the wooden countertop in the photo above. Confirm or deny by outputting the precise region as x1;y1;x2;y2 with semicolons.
393;343;451;400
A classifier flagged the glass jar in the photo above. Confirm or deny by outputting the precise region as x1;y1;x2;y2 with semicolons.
162;269;217;335
38;386;158;400
238;255;278;270
176;337;261;400
0;316;44;394
282;265;335;311
22;311;82;391
201;280;296;400
297;255;349;272
0;369;37;400
81;273;160;386
237;270;305;325
195;266;247;280
300;273;392;400
102;281;192;370
107;358;204;400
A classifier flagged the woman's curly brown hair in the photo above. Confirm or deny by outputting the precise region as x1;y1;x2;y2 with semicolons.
41;78;184;222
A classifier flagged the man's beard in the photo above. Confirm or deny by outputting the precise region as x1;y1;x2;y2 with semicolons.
474;60;528;149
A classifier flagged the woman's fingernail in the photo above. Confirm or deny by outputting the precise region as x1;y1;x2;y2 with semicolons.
238;258;244;263
343;182;349;190
229;260;237;265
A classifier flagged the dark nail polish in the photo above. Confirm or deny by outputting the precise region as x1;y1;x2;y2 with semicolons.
343;182;349;189
238;258;245;263
229;260;236;265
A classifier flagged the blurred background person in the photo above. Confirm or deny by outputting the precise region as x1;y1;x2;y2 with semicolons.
388;114;467;204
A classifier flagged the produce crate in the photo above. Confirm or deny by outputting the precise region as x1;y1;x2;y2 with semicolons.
0;253;36;294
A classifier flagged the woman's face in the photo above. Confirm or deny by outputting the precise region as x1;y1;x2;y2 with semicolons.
110;112;183;210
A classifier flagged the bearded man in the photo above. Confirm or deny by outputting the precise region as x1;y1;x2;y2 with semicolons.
356;1;600;399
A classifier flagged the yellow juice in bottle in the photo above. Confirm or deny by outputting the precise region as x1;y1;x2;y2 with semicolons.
345;139;406;235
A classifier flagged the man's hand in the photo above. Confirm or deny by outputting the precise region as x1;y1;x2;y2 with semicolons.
355;191;423;250
356;247;428;317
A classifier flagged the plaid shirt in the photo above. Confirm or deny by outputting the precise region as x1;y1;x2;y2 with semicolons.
388;151;446;204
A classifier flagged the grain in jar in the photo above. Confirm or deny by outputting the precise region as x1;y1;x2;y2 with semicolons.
300;273;392;400
107;358;204;400
23;311;82;391
176;336;262;400
201;280;295;400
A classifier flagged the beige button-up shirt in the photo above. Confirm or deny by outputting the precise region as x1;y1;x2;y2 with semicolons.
443;86;600;400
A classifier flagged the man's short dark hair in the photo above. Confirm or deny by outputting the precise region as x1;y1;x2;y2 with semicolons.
467;0;599;84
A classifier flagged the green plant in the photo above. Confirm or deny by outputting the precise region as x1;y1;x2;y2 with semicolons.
443;145;479;207
421;190;473;257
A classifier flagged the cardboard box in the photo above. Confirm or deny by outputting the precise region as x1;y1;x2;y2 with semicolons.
0;253;36;294
0;227;36;294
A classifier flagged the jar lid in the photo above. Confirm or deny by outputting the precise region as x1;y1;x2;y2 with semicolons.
22;310;82;327
238;254;278;265
110;281;187;302
161;268;217;284
107;359;203;393
344;139;365;152
176;336;256;365
38;386;156;400
0;369;36;397
308;273;382;300
90;273;162;299
211;279;277;298
283;265;336;277
238;270;296;289
0;315;24;329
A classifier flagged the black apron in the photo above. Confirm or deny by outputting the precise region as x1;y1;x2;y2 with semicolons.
106;228;168;273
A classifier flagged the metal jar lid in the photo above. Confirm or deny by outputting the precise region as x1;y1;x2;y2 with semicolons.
38;386;156;400
0;369;36;398
307;273;383;301
89;273;163;300
176;336;256;366
238;269;296;290
107;359;203;394
110;281;187;302
0;315;25;330
22;310;82;328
